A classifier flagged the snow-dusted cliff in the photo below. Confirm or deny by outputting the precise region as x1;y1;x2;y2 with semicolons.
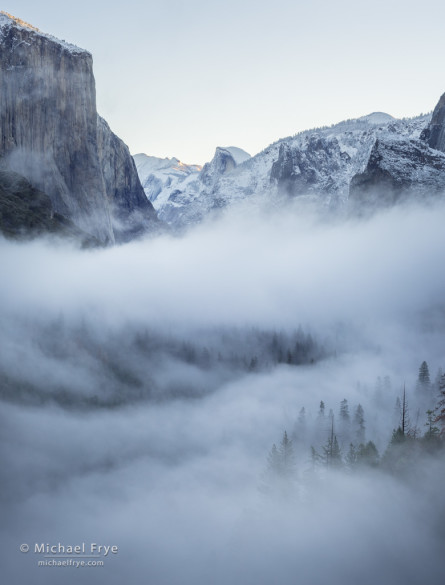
0;12;157;243
135;113;433;228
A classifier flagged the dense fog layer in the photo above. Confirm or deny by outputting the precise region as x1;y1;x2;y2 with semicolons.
2;199;445;331
1;199;444;584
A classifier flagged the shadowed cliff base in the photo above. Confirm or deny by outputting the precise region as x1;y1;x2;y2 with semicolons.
0;170;100;246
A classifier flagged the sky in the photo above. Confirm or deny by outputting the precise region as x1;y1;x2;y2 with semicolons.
4;0;445;164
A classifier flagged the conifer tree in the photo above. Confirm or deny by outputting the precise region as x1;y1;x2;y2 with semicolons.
267;443;281;475
424;409;440;440
433;373;445;435
346;443;357;468
356;441;379;467
416;361;431;393
298;406;306;425
434;368;443;392
262;431;296;498
279;430;295;477
339;398;351;445
295;406;306;441
321;418;342;469
393;396;402;427
400;386;410;436
353;404;366;444
339;399;350;422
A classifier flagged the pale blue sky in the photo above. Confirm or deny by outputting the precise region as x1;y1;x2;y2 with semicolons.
4;0;445;164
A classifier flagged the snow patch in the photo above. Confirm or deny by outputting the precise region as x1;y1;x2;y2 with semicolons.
0;11;89;55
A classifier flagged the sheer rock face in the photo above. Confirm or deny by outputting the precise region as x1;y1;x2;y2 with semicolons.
136;115;430;229
349;138;445;214
200;148;238;187
0;14;156;244
97;116;158;243
421;92;445;153
270;137;349;198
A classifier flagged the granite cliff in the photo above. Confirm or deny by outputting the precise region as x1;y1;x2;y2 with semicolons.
135;112;438;229
0;12;157;243
349;94;445;212
421;92;445;152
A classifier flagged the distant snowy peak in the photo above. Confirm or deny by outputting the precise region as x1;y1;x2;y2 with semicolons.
357;112;395;125
219;146;251;165
133;153;202;208
133;145;252;225
134;153;201;178
200;146;251;187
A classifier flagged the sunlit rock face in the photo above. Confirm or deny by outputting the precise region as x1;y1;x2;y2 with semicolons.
0;13;157;244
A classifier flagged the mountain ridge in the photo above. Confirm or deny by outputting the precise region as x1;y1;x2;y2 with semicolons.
134;112;434;228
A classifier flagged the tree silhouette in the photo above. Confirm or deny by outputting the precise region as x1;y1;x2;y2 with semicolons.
416;361;431;394
434;373;445;435
261;430;296;498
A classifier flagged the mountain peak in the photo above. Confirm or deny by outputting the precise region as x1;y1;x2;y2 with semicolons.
216;146;251;165
357;112;395;124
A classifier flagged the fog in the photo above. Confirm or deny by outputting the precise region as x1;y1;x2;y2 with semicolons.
1;199;445;584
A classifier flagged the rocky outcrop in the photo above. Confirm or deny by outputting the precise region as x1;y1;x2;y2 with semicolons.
0;13;157;244
349;138;445;214
420;92;445;152
200;147;246;187
136;113;429;229
270;137;350;198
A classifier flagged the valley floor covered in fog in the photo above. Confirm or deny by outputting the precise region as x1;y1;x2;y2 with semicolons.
1;200;445;584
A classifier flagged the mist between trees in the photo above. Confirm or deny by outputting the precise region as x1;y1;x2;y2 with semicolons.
0;316;328;409
262;360;445;501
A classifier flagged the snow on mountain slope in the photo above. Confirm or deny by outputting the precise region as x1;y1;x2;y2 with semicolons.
269;114;430;207
133;154;202;210
349;135;445;214
222;147;251;165
134;113;431;229
133;147;252;226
